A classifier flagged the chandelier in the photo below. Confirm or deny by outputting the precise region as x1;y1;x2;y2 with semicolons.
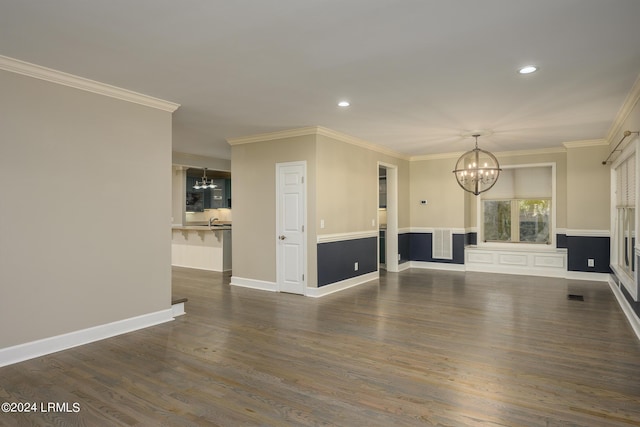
193;168;217;189
452;134;501;195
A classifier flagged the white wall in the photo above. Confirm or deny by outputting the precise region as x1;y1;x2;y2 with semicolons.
0;68;173;349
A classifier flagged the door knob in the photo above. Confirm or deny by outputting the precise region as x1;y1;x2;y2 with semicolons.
279;235;286;240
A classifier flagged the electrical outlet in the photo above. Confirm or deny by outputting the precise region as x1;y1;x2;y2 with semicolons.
588;258;595;267
372;219;375;227
320;219;325;229
354;262;359;271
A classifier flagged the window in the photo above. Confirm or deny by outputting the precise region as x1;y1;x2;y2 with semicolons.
481;166;553;244
615;153;635;277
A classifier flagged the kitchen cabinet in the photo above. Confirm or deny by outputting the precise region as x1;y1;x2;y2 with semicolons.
379;177;387;208
185;177;231;211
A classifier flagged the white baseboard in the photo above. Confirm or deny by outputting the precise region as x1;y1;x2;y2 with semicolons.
171;263;225;273
0;308;174;368
397;262;411;272
565;271;611;282
230;276;277;292
465;263;568;278
306;272;379;298
172;302;186;317
608;277;640;342
410;261;466;271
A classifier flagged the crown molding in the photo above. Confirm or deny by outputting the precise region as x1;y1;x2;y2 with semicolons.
227;126;319;145
410;152;464;161
0;55;180;112
494;146;566;157
410;146;566;162
227;126;409;160
562;139;608;149
606;71;640;143
314;126;409;160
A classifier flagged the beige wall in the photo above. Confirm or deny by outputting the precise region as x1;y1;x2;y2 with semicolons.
316;136;376;234
0;70;173;348
172;165;186;225
316;135;409;233
409;156;465;229
231;135;317;285
566;145;610;230
172;151;231;171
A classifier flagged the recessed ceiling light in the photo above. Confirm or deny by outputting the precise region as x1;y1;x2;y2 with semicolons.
338;101;350;107
518;65;538;74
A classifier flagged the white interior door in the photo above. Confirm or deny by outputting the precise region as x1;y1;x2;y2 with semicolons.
276;162;306;295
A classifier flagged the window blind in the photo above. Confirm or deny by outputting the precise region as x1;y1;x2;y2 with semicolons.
616;154;636;207
482;166;552;199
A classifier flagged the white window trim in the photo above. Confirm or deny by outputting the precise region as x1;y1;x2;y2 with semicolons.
475;162;557;251
610;138;639;301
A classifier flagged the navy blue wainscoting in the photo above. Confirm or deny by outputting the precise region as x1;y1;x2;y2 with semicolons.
409;233;465;264
317;237;377;287
556;233;568;249
465;232;477;246
398;233;410;264
566;236;610;273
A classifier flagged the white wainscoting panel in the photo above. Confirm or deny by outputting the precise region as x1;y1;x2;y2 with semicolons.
498;254;528;266
466;247;567;278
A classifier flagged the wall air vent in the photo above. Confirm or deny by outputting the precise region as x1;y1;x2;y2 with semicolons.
433;228;453;260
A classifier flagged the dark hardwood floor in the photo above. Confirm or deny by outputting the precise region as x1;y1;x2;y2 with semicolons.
2;267;640;426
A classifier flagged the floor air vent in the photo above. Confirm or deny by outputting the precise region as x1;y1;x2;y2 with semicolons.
567;294;584;301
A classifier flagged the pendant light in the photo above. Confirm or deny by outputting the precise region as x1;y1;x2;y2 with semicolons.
452;134;501;196
193;168;217;190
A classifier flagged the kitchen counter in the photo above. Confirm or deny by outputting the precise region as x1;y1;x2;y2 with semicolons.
171;225;231;272
172;224;232;231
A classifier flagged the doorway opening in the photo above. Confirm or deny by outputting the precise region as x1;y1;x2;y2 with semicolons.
378;162;398;272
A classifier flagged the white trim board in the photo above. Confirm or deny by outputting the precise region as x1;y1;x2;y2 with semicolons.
565;271;611;282
317;230;378;243
0;55;180;112
608;277;640;342
230;276;277;292
409;227;466;235
410;252;608;282
306;272;379;297
410;261;465;272
0;309;174;368
172;302;186;317
565;229;610;237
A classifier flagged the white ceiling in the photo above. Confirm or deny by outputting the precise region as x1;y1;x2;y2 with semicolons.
1;0;639;159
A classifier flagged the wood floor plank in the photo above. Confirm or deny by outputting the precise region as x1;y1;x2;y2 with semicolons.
1;268;639;426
